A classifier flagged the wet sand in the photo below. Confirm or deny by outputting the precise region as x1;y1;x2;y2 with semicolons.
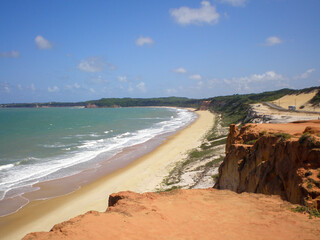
0;110;215;240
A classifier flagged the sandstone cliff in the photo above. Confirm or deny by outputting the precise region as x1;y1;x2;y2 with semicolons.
215;120;320;209
23;189;320;240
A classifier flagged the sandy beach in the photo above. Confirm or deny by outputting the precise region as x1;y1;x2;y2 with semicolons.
0;110;214;240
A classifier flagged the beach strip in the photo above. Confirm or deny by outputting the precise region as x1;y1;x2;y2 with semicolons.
0;110;215;240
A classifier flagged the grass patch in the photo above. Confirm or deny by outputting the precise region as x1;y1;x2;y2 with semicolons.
244;139;258;145
291;206;320;219
273;132;292;141
299;133;317;147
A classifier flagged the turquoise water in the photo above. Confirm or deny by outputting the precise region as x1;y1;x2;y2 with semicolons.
0;107;196;202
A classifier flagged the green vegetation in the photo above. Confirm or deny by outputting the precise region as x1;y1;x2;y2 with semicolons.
212;173;219;182
244;139;258;145
2;86;319;126
87;97;201;108
273;133;292;141
200;138;227;150
291;206;320;219
206;88;296;126
299;133;318;147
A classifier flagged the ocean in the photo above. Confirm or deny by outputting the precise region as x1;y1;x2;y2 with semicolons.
0;107;196;215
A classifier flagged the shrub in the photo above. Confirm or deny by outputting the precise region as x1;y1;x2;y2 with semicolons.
274;132;292;141
292;206;320;219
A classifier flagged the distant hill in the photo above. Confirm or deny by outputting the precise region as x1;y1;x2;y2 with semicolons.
2;86;319;126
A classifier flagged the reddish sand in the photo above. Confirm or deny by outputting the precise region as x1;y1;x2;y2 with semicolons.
24;189;320;240
252;120;320;136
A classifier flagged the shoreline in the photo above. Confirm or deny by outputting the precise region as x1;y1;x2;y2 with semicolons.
0;110;215;240
0;106;195;217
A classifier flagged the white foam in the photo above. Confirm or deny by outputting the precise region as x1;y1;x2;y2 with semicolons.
0;108;196;201
0;164;14;171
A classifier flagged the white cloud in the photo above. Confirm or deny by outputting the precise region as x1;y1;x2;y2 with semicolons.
166;88;177;94
35;35;53;49
170;1;220;25
135;36;154;46
48;86;59;92
30;83;36;91
78;57;114;73
189;74;202;80
66;83;81;90
294;68;316;80
223;71;288;92
0;50;20;58
136;81;146;93
17;84;23;90
263;36;283;46
117;76;127;82
172;67;187;74
218;0;248;7
89;88;95;93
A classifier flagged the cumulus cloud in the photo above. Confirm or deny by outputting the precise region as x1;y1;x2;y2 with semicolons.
189;74;202;80
170;1;220;25
78;57;114;72
117;76;128;82
223;71;288;92
135;36;154;46
263;36;283;46
218;0;248;7
136;81;146;93
35;35;53;49
48;86;59;92
66;83;81;90
172;67;187;74
294;68;316;80
0;50;20;58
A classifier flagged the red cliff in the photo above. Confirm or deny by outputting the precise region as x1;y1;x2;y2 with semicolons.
215;120;320;209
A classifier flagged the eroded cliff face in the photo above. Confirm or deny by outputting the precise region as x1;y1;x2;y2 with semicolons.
215;120;320;209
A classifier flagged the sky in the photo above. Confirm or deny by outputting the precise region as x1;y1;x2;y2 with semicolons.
0;0;319;103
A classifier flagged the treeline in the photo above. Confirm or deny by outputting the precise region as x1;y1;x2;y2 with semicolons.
1;86;319;125
87;97;201;108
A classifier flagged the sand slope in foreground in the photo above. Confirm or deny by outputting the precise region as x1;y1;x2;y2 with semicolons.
24;189;320;240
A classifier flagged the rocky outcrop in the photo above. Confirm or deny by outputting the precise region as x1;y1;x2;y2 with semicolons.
215;121;320;209
199;100;211;110
23;189;320;240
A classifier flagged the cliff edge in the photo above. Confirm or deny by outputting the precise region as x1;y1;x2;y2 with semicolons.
24;189;320;240
215;120;320;209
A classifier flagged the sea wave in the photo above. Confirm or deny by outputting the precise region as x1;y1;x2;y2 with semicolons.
0;108;196;201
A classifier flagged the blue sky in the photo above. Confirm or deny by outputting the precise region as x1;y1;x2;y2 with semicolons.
0;0;319;103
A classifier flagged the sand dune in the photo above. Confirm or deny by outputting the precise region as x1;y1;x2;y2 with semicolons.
271;90;319;112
